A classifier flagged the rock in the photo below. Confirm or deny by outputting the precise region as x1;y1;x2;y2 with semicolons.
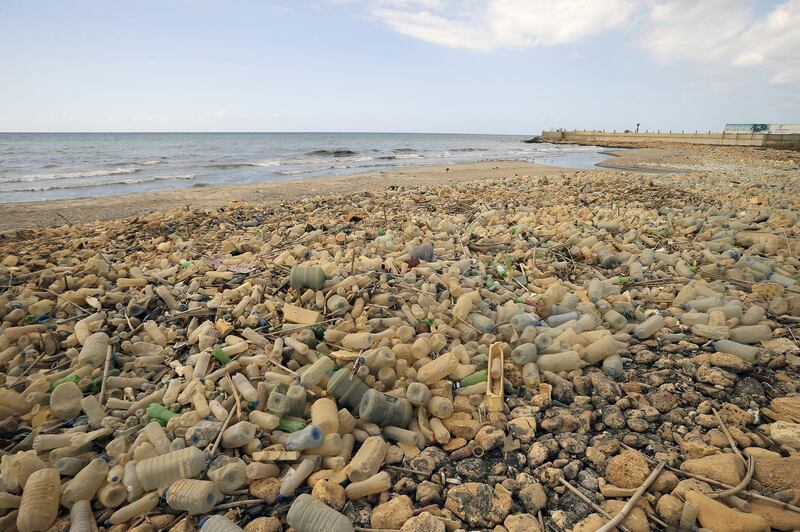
442;413;480;439
507;416;537;443
753;456;800;490
605;451;650;489
504;513;542;532
249;477;280;504
556;432;588;454
401;511;445;532
646;389;678;413
672;478;713;498
686;490;770;532
416;480;442;505
680;454;745;486
651;470;679;493
244;517;281;532
527;441;555;467
719;403;755;426
601;500;650;532
371;495;414;529
591;434;620;455
410;447;449;476
585;446;606;468
601;406;626;429
680;436;721;458
696;365;735;387
311;479;346;511
474;425;504;451
749;499;800;530
518;482;547;514
572;513;609;532
444;482;512;528
540;413;579;433
656;493;683;525
770;421;800;449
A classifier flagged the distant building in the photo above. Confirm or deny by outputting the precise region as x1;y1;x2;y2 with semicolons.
724;123;800;134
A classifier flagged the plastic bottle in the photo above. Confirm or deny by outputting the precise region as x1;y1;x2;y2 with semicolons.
602;354;624;378
348;436;387;482
231;373;258;403
633;314;665;339
358;389;413;428
713;340;761;363
416;352;458;384
583;335;621;364
79;395;104;429
61;457;109;508
108;491;159;525
427;396;454;419
165;479;224;515
285;424;324;451
68;499;96;532
535;351;584;373
522;362;540;386
122;460;143;501
50;380;83;420
280;456;321;497
301;356;335;387
327;368;370;412
285;384;307;417
741;305;766;325
287;493;353;532
246;462;280;480
290;266;326;290
11;451;46;488
77;332;109;368
728;324;771;344
142;421;172;455
249;410;280;431
16;468;60;532
200;515;245;532
603;309;628;331
0;388;32;414
345;471;391;499
97;482;127;509
208;459;246;494
222;421;257;448
135;446;208;491
310;398;339;435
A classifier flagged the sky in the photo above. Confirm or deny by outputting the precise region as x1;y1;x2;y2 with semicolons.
0;0;798;134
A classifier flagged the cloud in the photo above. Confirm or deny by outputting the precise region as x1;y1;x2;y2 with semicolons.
369;0;636;50
346;0;800;84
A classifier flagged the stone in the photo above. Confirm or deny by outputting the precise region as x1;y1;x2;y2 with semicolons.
311;479;346;511
753;456;800;490
601;406;626;429
696;365;735;387
503;513;542;532
585;446;606;468
244;517;281;532
601;500;649;532
410;447;449;476
416;480;442;505
540;413;579;433
672;478;713;498
686;490;770;532
651;470;679;493
749;499;800;531
680;454;745;486
656;493;683;525
474;425;504;451
444;482;512;528
371;495;414;529
442;413;480;439
556;432;588;454
605;451;650;489
770;421;800;449
646;389;678;413
680;436;721;458
527;441;555;467
518;482;547;514
507;416;537;443
401;511;445;532
249;477;280;504
572;513;609;532
719;403;755;426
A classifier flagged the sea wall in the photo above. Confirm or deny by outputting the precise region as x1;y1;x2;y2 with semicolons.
535;130;800;149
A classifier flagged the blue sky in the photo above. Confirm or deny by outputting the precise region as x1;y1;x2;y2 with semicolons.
0;0;798;133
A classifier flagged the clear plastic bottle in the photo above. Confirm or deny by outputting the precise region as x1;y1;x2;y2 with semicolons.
535;351;584;372
0;388;32;414
729;324;771;344
80;395;104;429
345;471;391;499
310;398;339;435
633;314;665;339
427;396;454;419
522;362;540;386
142;421;172;455
165;479;224;515
16;468;60;532
280;456;321;497
285;425;323;451
97;482;127;509
300;356;335;388
50;381;83;420
249;410;280;431
416;352;458;385
108;491;159;525
77;332;109;368
221;421;257;449
583;335;621;365
285;384;307;417
134;446;208;491
68;499;96;532
741;305;766;326
208;459;246;494
358;389;412;428
231;373;258;403
61;457;109;508
602;354;624;378
405;382;431;407
713;340;760;363
290;266;326;290
287;493;354;532
122;460;143;501
348;436;387;482
327;369;370;412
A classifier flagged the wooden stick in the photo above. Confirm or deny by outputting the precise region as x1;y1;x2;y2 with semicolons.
210;404;236;456
98;345;113;407
212;499;262;510
709;456;755;499
557;477;631;532
597;462;665;532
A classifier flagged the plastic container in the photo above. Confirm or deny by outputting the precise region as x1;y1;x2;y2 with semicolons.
76;332;109;368
729;324;771;344
358;389;413;427
135;446;208;491
50;381;83;420
108;491;159;525
208;459;246;494
583;335;621;364
200;515;245;532
165;479;224;514
249;410;280;431
741;305;766;325
633;314;665;339
345;471;391;499
348;435;387;482
61;457;108;508
327;368;370;412
97;482;127;509
285;384;307;417
602;354;624;378
287;493;354;532
285;424;323;450
290;266;326;290
427;396;454;419
310;398;339;435
713;340;761;363
535;351;584;373
68;499;96;532
280;456;321;497
123;460;143;501
142;421;172;455
301;356;335;388
80;395;104;429
231;373;258;403
416;352;458;384
222;421;257;449
16;468;60;532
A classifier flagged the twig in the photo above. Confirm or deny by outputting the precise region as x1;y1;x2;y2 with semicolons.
709;456;755;498
597;461;665;532
210;405;236;456
384;464;430;476
212;499;262;510
98;345;113;407
711;407;746;464
557;477;631;532
8;351;47;387
225;373;242;422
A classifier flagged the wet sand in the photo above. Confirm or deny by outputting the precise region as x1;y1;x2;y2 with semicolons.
1;144;796;232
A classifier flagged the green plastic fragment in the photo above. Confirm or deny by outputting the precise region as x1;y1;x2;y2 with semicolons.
48;374;80;392
147;404;178;425
211;347;230;365
460;370;488;387
277;417;306;432
90;368;121;392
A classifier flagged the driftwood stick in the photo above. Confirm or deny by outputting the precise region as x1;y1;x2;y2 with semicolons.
557;477;632;532
597;462;665;532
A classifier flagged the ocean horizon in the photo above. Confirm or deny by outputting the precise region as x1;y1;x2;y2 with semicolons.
0;132;609;203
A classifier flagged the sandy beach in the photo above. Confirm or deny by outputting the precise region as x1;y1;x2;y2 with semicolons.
4;144;796;232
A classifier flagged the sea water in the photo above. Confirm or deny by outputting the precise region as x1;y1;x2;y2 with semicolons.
0;132;609;202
